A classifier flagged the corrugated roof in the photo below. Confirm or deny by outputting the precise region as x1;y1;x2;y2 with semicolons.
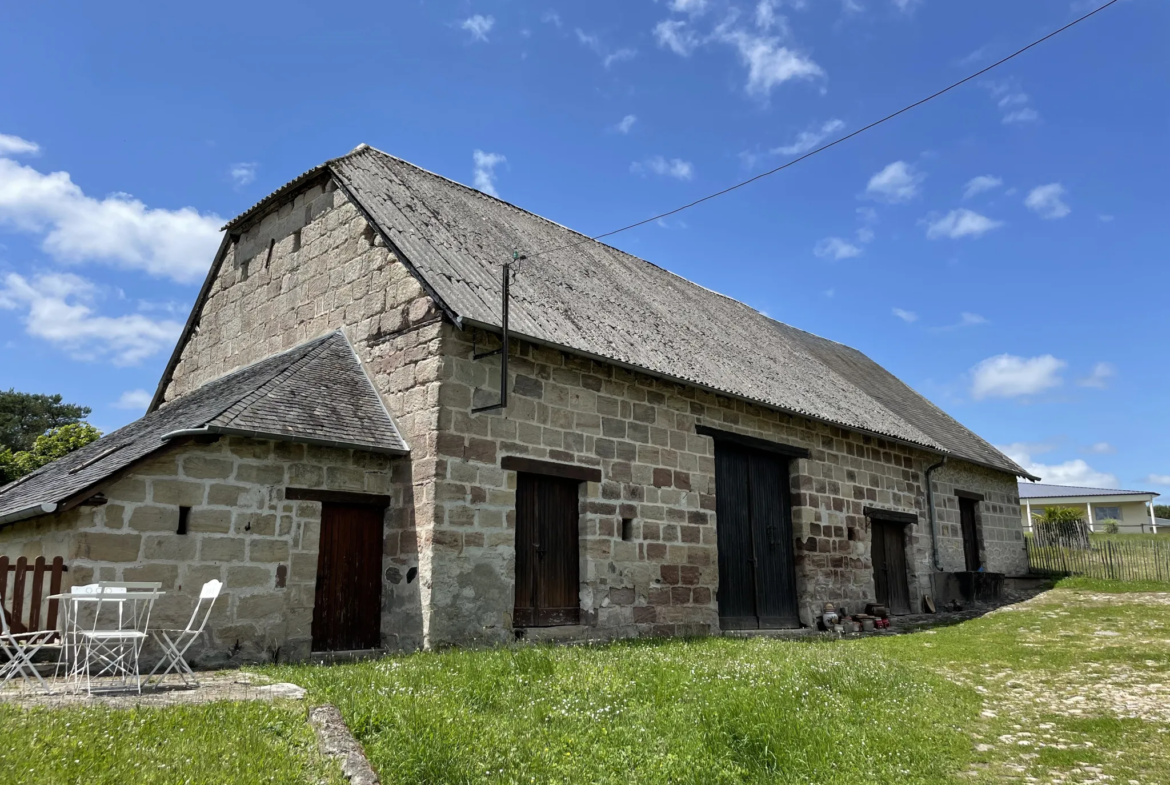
328;146;1031;478
1018;482;1159;500
0;332;406;524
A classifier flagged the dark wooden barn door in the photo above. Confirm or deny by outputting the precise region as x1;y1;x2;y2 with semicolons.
871;520;911;615
312;503;385;651
714;443;799;629
959;497;981;572
513;473;581;627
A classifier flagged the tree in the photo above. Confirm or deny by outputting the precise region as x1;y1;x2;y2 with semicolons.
0;389;91;453
0;423;102;484
1154;505;1170;520
1032;506;1085;525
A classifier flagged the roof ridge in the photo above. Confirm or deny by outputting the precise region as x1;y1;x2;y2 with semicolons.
211;332;341;428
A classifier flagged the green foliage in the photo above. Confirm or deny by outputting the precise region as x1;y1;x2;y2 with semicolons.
1154;504;1170;520
1032;505;1086;524
0;422;101;484
0;388;91;452
1100;518;1120;534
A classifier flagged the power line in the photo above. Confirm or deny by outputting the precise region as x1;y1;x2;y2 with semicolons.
520;0;1120;263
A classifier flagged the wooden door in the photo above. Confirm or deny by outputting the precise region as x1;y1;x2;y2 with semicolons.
513;473;581;627
715;443;799;630
959;497;982;571
312;503;385;651
871;520;911;615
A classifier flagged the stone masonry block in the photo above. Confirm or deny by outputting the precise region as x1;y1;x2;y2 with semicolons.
73;532;142;562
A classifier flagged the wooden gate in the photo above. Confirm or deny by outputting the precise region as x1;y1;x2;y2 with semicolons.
959;497;982;572
0;556;67;634
714;442;799;629
871;521;911;615
311;504;385;651
513;473;581;627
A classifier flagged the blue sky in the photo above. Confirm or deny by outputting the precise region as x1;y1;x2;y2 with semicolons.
0;0;1166;492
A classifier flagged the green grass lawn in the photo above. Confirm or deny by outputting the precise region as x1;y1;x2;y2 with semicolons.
0;701;341;785
5;581;1169;784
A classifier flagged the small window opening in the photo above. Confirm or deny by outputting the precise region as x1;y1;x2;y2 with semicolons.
406;567;418;584
621;518;635;542
362;223;376;246
239;259;250;281
177;506;191;535
264;237;275;269
292;228;302;252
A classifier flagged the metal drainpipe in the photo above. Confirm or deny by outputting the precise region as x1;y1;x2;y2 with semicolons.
925;457;948;572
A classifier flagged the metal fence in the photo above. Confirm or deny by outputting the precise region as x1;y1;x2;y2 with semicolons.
1027;537;1170;583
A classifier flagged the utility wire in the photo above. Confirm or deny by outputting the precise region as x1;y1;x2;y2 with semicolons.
518;0;1120;264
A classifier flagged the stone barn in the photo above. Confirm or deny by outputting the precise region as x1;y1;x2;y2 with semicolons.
0;145;1036;664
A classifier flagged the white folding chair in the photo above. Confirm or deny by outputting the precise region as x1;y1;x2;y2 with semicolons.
0;602;59;693
78;585;158;694
145;579;222;688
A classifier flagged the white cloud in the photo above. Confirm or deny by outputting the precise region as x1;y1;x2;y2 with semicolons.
959;312;987;326
1078;361;1115;389
892;308;918;323
754;0;789;31
113;389;152;410
1086;442;1116;455
970;354;1066;400
1144;474;1170;486
631;156;694;180
669;0;709;14
654;19;701;56
856;226;875;244
1098;214;1114;223
461;15;495;42
986;80;1040;124
230;162;257;187
0;151;223;283
892;0;921;11
963;175;1002;199
925;209;1004;240
865;161;923;203
773;119;845;156
616;115;637;134
472;150;506;197
577;28;637;68
1001;443;1119;488
604;48;637;68
716;29;823;97
814;237;861;260
0;272;182;365
541;11;562;27
1025;183;1071;219
0;134;40;156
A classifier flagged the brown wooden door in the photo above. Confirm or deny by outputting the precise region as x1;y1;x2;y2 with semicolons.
312;503;385;651
871;520;911;615
714;443;799;630
959;497;982;571
513;473;581;627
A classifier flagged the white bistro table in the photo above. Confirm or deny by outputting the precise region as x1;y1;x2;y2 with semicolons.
49;582;163;694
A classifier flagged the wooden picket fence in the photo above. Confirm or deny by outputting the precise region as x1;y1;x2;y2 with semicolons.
0;555;68;634
1027;538;1170;583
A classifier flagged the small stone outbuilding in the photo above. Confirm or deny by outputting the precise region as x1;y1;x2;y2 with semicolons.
0;145;1037;664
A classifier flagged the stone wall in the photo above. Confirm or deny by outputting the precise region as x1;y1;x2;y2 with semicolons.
427;326;1011;641
0;436;410;663
933;460;1028;576
158;175;448;653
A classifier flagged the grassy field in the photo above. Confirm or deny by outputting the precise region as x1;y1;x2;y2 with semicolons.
4;581;1169;784
0;701;341;785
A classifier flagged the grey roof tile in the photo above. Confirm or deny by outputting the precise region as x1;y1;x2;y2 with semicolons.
1018;482;1158;499
330;146;1030;478
0;332;406;523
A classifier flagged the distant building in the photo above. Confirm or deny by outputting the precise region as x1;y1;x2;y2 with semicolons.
1019;483;1161;534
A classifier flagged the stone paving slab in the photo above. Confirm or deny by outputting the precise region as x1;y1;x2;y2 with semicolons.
0;671;306;709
